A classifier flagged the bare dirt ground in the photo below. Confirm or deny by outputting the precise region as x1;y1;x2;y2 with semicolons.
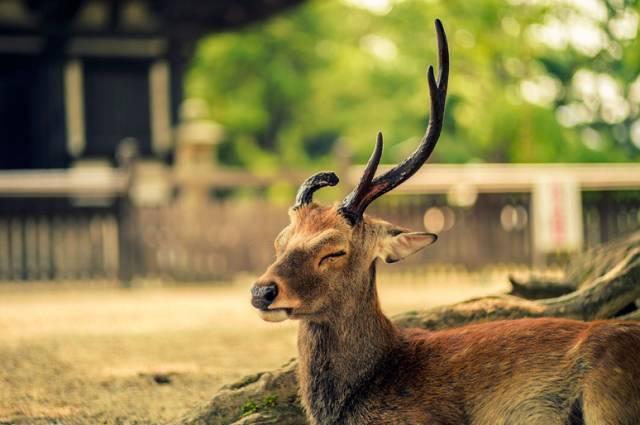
0;274;508;424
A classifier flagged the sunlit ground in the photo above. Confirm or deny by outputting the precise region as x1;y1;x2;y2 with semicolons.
0;274;509;424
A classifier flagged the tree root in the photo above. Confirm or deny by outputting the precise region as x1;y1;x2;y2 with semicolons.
508;275;575;299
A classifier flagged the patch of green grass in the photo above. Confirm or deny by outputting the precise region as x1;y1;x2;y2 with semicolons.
240;395;278;417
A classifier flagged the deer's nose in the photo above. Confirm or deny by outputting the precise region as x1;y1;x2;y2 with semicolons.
251;283;279;310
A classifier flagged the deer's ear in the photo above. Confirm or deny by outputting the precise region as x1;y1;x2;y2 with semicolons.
376;230;437;264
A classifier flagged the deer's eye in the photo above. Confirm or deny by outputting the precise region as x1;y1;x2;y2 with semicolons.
319;250;346;266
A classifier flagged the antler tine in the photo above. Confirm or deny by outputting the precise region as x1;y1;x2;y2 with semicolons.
293;171;339;209
339;19;449;224
338;132;383;223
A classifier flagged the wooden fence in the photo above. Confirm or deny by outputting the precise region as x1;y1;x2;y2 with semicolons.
0;166;639;283
0;199;120;281
132;191;640;281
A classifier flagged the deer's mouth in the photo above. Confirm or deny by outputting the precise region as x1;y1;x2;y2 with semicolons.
257;308;293;322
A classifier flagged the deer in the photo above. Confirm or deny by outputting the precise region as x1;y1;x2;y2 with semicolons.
250;19;640;425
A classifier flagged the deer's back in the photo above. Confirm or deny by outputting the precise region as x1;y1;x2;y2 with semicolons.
344;318;640;425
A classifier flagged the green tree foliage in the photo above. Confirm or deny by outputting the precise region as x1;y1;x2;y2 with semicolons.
186;0;640;170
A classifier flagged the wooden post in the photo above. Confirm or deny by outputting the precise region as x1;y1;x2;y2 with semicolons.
116;139;139;287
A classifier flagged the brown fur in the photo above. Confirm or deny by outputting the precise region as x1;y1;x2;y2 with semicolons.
252;204;640;424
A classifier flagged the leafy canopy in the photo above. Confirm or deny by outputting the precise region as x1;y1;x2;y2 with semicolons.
187;0;640;171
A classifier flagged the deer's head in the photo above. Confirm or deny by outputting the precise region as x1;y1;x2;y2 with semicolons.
251;20;448;323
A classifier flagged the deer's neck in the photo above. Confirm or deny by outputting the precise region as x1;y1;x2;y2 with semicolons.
297;267;398;423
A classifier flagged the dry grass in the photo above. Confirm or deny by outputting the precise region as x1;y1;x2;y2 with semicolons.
0;274;508;424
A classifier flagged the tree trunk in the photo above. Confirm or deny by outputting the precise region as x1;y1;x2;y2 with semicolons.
508;231;640;298
176;232;640;425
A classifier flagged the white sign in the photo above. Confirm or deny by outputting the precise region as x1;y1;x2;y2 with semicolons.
532;177;583;253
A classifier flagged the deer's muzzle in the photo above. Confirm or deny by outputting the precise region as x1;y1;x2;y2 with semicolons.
250;282;278;310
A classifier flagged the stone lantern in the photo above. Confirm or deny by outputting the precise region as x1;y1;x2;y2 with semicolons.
175;98;224;207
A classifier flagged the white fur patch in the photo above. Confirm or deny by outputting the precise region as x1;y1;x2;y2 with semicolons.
258;309;289;322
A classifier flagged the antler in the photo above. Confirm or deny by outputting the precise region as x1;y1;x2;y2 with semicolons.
339;19;449;224
293;171;339;209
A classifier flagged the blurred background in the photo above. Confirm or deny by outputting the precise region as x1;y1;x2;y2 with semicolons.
0;0;639;422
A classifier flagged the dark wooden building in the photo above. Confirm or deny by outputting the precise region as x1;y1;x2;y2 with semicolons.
0;0;303;170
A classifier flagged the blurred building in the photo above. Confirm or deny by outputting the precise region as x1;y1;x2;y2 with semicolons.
0;0;303;170
0;1;637;283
